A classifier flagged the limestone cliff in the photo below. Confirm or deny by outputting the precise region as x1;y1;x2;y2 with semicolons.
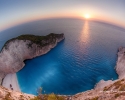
94;47;125;90
115;47;125;79
71;47;125;100
72;79;125;100
59;47;125;100
0;86;35;100
0;33;64;84
1;79;125;100
0;85;69;100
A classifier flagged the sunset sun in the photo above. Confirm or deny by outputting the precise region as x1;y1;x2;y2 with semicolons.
84;14;90;19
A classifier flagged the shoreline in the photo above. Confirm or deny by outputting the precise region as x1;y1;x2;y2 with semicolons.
2;73;21;92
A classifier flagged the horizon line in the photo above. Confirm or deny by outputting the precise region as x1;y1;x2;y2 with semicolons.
0;17;125;32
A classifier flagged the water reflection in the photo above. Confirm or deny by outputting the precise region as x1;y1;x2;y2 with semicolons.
80;21;90;45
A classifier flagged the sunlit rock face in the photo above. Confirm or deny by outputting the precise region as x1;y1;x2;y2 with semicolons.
116;47;125;79
0;33;64;84
95;79;114;89
95;47;125;90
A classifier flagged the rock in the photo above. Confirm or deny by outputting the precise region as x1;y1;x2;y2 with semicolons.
95;79;114;89
0;86;35;100
72;47;125;100
0;33;64;84
72;79;125;100
95;47;125;89
115;47;125;79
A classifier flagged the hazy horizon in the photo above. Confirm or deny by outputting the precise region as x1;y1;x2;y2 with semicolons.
0;0;125;31
1;17;125;33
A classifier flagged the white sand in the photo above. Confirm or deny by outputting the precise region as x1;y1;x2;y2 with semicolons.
2;73;21;92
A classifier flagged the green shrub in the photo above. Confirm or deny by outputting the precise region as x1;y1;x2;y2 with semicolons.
119;84;125;91
115;93;120;98
4;92;12;100
90;96;99;100
48;93;58;100
2;33;63;51
30;93;65;100
30;96;41;100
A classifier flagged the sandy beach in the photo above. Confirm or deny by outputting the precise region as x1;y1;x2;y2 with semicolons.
2;73;21;92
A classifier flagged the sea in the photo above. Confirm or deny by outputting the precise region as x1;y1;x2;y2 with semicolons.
0;18;125;95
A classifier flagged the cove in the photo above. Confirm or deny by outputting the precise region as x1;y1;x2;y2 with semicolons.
3;18;124;95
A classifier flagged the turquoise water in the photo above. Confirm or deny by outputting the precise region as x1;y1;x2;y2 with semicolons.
0;18;125;95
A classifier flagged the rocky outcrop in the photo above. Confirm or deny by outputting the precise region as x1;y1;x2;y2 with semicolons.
0;86;35;100
1;79;125;100
72;79;125;100
115;47;125;79
0;86;69;100
94;47;125;89
0;33;64;84
71;47;125;100
95;79;115;89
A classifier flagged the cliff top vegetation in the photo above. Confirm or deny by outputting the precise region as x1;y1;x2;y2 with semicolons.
1;33;64;51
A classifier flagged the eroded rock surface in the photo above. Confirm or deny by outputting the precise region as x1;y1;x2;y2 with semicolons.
0;33;64;84
95;47;125;89
116;47;125;79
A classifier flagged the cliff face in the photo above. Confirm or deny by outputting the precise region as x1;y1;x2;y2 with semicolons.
0;33;64;84
64;47;125;100
72;79;125;100
0;86;35;100
71;47;125;100
0;86;68;100
94;47;125;90
115;47;125;79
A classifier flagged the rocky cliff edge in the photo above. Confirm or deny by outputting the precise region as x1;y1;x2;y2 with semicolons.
0;33;64;84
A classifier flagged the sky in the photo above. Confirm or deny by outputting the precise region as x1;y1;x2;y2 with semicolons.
0;0;125;31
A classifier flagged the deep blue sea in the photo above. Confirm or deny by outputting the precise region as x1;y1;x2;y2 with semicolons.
0;18;125;95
